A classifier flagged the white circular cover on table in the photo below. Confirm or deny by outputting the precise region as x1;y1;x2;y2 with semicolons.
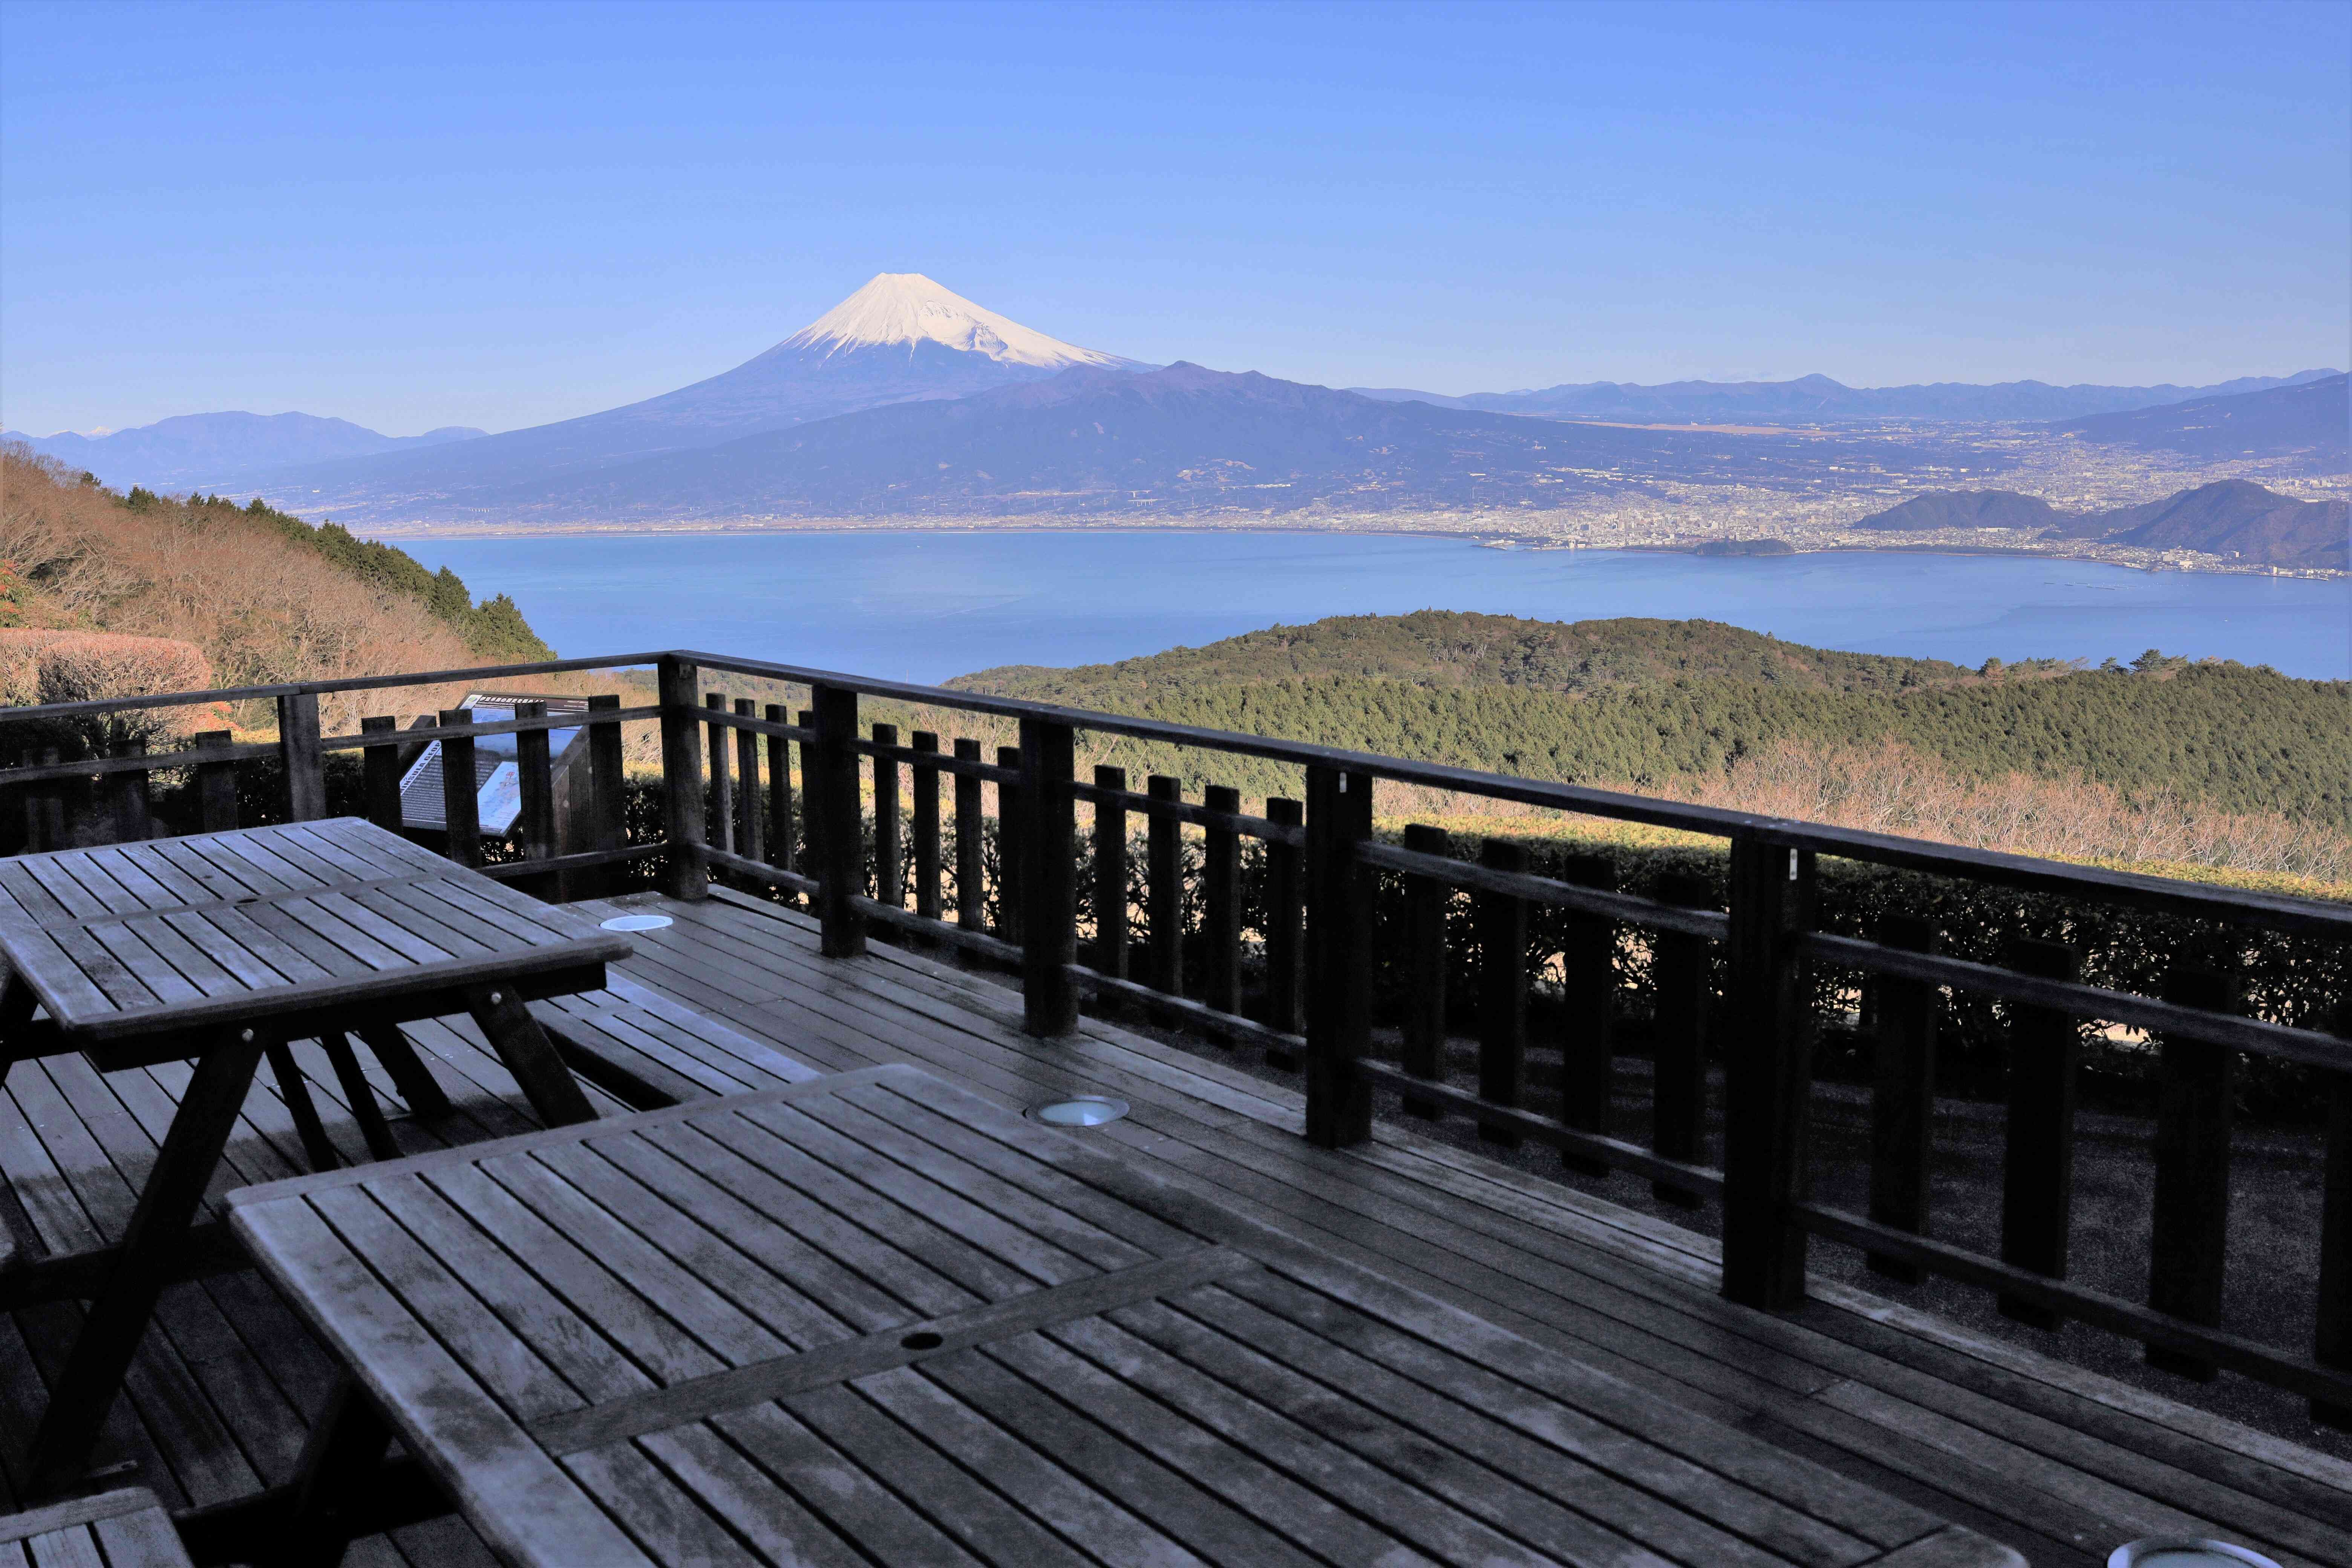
599;914;674;932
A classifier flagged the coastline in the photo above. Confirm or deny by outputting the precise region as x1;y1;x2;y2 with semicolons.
348;516;2349;581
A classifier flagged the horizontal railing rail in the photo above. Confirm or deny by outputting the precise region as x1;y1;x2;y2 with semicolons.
4;646;2347;1425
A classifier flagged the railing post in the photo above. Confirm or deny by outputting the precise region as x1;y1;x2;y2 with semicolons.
996;745;1023;946
360;715;403;831
1866;914;1938;1282
1019;718;1077;1036
437;708;481;868
2000;936;2079;1327
734;699;763;862
1649;871;1714;1208
192;731;239;835
1091;765;1128;980
1399;823;1450;1119
2147;964;2234;1381
1557;852;1617;1174
655;655;706;899
796;708;819;884
1303;766;1373;1149
277;691;326;822
1146;774;1183;996
1262;796;1305;1068
514;701;557;901
2318;1003;2352;1429
1720;832;1816;1311
704;693;734;858
810;682;864;958
912;732;942;925
763;704;795;877
1202;784;1242;1023
1475;837;1529;1148
954;738;984;937
872;723;902;915
586;694;626;899
106;740;151;844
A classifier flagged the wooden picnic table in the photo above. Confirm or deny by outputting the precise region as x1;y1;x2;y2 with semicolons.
0;816;629;1494
228;1062;2023;1568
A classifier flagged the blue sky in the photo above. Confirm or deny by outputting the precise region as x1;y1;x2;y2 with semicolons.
3;0;2345;436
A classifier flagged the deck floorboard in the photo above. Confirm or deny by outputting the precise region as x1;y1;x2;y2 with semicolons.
0;880;2343;1567
570;888;2352;1568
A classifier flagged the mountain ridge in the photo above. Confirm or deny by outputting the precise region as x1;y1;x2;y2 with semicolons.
1350;368;2340;424
1855;478;2347;570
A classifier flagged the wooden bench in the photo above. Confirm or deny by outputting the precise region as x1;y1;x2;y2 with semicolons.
528;974;819;1107
0;1488;191;1567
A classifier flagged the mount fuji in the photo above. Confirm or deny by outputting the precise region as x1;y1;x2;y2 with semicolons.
260;273;1146;505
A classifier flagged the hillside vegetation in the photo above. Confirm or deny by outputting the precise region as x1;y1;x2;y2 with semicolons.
958;612;1976;701
0;448;552;730
941;613;2350;883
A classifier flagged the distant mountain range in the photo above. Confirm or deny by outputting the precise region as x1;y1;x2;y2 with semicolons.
2050;374;2348;473
1857;478;2347;570
4;412;484;489
1349;368;2340;425
5;274;1142;496
6;276;2341;531
397;360;2002;524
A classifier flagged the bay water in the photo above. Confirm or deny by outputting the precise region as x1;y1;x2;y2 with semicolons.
393;530;2352;684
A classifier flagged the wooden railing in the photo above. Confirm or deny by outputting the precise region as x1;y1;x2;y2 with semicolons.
4;648;2349;1423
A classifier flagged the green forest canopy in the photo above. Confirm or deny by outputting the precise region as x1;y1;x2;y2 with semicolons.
950;613;2349;825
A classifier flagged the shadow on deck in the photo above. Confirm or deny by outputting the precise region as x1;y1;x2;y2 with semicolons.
3;885;2348;1567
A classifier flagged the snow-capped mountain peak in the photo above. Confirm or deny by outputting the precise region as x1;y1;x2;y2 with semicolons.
779;273;1130;370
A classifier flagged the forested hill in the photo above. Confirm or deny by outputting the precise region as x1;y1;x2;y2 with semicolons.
1;448;551;691
949;615;2349;827
954;613;1974;704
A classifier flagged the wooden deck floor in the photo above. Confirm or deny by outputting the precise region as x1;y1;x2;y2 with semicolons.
2;883;2347;1566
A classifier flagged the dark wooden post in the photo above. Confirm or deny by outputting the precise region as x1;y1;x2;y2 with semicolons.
912;732;942;925
810;683;864;957
586;694;625;899
1558;852;1617;1174
193;730;239;834
1262;796;1305;1066
437;708;481;869
2147;964;2235;1380
704;693;734;857
360;715;403;831
1202;783;1242;1022
1649;871;1714;1207
733;699;763;862
795;708;819;874
1147;774;1184;996
106;740;152;844
1865;914;1937;1282
2000;937;2079;1327
277;691;326;822
954;738;985;934
763;704;795;876
871;723;902;913
1474;838;1530;1148
1091;765;1128;979
995;745;1023;946
514;701;557;901
656;657;706;899
1303;766;1374;1149
2318;1004;2352;1428
1399;823;1451;1119
1018;718;1077;1036
1720;833;1817;1312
